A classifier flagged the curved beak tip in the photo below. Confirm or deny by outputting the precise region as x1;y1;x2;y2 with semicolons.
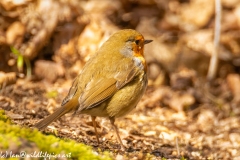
144;39;153;44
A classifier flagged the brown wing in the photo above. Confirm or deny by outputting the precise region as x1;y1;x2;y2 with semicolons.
61;77;79;106
78;65;139;110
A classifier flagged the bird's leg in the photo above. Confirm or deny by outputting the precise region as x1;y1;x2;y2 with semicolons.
109;117;125;150
91;116;100;144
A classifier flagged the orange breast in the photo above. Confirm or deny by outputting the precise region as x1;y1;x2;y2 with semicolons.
133;48;147;72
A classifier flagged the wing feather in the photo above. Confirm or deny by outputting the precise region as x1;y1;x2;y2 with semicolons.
79;78;117;109
78;64;138;110
61;77;79;106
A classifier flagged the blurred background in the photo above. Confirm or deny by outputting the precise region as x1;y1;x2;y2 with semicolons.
1;0;240;83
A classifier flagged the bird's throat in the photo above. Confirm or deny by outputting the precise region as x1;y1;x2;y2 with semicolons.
133;55;147;72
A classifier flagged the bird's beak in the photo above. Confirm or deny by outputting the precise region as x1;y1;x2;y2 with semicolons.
144;40;153;44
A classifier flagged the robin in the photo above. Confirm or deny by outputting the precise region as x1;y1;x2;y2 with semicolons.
34;29;152;150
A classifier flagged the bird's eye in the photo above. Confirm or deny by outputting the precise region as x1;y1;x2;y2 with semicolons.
135;40;140;45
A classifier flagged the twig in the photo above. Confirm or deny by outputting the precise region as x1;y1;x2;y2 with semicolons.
176;137;180;157
207;0;222;80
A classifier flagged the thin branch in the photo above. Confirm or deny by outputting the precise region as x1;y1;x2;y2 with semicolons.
176;137;180;157
207;0;222;80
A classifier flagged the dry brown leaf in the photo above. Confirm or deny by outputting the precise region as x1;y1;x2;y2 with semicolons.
163;91;195;112
226;74;240;102
144;38;178;73
6;111;24;120
0;71;16;89
235;4;240;27
180;0;214;31
77;15;118;62
6;21;25;45
141;87;169;108
22;0;59;59
222;0;240;8
0;0;30;11
182;30;233;60
0;96;16;110
34;60;65;83
170;68;196;90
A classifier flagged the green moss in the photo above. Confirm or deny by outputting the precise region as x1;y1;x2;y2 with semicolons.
45;90;59;98
0;133;21;149
180;156;187;160
0;110;11;123
0;110;112;160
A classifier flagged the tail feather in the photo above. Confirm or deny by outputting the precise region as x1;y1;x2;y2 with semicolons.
34;105;70;130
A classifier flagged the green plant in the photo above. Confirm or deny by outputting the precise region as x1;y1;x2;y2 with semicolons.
10;46;32;78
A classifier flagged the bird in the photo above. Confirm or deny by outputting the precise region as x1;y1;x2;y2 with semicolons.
34;29;152;150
